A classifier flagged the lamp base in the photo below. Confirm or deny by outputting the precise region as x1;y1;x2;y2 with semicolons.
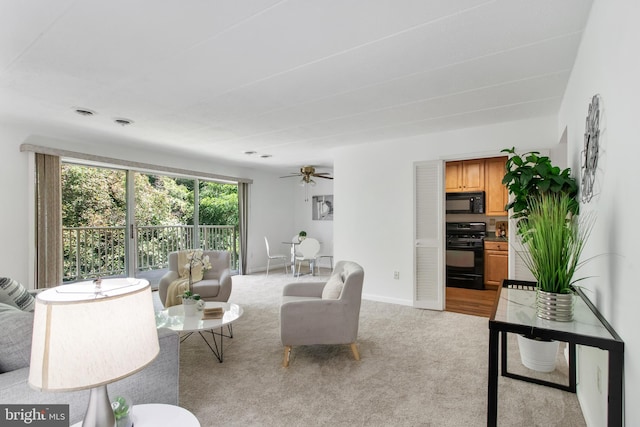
83;385;116;427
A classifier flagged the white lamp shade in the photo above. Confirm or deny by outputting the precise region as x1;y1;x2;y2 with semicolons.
29;279;159;391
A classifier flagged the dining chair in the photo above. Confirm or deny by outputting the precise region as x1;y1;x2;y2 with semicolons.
315;254;334;274
264;236;289;276
294;238;320;277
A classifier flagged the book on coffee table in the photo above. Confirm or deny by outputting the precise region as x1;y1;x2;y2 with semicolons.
202;306;225;319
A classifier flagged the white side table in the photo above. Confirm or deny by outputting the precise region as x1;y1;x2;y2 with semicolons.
71;403;199;427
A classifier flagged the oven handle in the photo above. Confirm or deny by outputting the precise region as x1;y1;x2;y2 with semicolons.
447;273;482;280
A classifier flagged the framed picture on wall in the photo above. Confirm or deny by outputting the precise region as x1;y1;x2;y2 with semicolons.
312;195;333;221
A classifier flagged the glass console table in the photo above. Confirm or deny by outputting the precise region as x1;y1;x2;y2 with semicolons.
487;280;624;426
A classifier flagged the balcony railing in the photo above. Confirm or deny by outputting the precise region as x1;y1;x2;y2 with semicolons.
63;225;238;282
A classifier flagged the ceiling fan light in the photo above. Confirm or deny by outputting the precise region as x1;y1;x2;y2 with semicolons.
299;178;306;187
309;179;316;187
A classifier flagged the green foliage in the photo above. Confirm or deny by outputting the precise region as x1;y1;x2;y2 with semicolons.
134;174;192;225
198;183;238;225
517;193;593;294
111;396;130;420
501;147;579;219
62;165;238;227
182;290;201;300
62;166;127;227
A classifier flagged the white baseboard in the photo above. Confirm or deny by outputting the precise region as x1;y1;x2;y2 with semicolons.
362;293;413;307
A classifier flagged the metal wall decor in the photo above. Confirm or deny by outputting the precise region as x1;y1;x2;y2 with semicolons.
581;94;600;203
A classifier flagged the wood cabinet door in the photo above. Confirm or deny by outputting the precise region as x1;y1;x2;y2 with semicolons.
446;160;484;192
445;161;462;192
484;249;508;287
461;160;484;192
485;157;508;216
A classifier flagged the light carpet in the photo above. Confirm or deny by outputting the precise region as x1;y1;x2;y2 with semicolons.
163;271;585;426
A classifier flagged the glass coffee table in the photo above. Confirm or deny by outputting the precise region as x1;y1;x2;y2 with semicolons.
156;301;243;363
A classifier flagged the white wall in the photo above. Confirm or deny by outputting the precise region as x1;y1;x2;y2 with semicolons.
291;177;334;268
0;120;294;283
333;116;557;305
255;175;334;274
558;0;640;424
0;124;33;284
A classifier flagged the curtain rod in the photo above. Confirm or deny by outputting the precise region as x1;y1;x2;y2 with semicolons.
20;143;253;184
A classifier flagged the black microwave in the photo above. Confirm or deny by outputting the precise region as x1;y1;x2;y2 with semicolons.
446;191;485;214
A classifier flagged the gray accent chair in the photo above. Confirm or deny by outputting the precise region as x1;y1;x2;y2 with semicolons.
158;250;232;306
280;260;364;367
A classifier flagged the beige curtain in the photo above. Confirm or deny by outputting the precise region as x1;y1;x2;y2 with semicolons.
35;153;63;288
238;182;249;275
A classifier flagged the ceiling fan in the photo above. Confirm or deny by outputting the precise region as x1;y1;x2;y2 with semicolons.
281;166;333;201
280;166;333;185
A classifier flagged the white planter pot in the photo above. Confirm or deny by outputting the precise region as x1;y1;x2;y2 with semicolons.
183;300;198;316
516;334;559;372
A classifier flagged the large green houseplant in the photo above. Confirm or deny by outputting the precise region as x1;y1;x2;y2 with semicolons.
501;147;578;218
502;147;593;321
502;148;594;371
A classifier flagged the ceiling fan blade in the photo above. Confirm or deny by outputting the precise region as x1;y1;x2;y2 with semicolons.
314;175;334;180
313;172;331;176
279;174;302;178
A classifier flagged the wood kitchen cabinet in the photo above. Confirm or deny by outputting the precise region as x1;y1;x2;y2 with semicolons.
445;160;485;192
484;240;508;288
485;156;509;216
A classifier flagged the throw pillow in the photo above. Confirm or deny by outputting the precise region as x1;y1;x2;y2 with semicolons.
0;304;34;373
322;274;344;299
0;277;36;312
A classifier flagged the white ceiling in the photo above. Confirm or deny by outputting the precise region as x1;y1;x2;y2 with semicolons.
0;0;593;172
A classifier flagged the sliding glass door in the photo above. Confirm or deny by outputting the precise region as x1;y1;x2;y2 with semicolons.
61;164;127;281
61;163;239;282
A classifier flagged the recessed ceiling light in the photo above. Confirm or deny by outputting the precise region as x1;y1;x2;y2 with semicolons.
243;151;257;155
260;154;272;158
114;118;133;126
74;108;95;116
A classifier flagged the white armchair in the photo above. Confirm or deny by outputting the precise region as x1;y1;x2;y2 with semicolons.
280;261;364;367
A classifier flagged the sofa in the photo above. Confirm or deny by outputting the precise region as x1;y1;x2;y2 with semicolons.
0;302;180;425
158;250;232;306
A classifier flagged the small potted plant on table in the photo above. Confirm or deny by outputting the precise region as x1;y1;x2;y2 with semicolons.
181;290;202;316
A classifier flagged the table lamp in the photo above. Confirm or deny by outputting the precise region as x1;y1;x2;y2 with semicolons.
28;279;159;427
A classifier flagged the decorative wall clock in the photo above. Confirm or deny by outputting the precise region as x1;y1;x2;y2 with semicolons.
581;94;600;203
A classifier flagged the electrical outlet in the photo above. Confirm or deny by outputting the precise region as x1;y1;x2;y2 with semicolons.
393;271;400;280
597;366;602;394
489;218;496;226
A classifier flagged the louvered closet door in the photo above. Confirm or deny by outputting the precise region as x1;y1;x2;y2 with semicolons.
414;160;445;310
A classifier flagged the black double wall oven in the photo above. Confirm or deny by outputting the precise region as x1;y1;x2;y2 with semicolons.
446;222;486;290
